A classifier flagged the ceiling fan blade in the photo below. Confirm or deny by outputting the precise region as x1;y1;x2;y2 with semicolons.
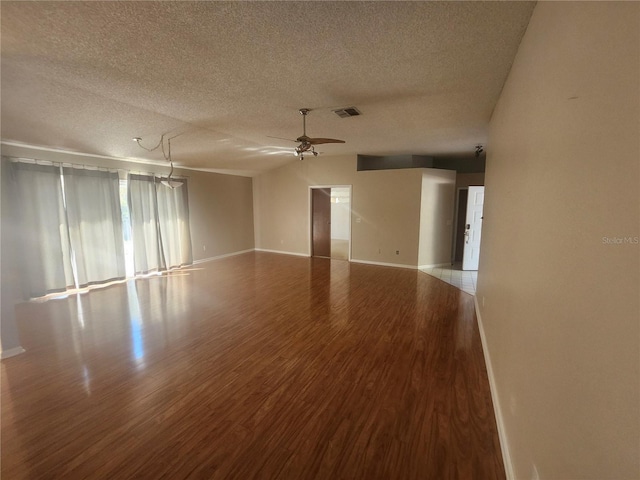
307;137;346;145
267;135;298;143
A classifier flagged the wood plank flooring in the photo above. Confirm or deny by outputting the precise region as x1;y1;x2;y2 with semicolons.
1;252;504;479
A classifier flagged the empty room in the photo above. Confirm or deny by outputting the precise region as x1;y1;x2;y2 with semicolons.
1;2;638;479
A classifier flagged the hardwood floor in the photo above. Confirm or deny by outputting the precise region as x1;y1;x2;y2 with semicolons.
1;252;504;479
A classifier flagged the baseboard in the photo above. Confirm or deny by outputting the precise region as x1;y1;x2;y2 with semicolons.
254;248;310;258
350;259;417;270
1;346;26;359
474;296;514;480
418;262;451;269
193;249;254;265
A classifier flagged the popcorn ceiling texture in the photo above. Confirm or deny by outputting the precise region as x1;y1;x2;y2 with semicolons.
1;1;535;175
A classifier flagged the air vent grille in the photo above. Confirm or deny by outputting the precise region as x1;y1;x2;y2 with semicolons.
333;107;361;118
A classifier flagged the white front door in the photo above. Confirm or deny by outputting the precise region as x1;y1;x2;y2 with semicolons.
462;186;485;271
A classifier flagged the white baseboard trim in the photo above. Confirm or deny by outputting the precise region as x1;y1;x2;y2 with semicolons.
254;248;310;258
418;262;451;269
1;346;26;359
474;296;514;480
193;249;254;265
350;259;417;270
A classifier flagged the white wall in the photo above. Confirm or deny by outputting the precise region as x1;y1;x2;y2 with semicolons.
478;3;639;479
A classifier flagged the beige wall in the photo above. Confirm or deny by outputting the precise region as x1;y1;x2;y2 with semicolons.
188;171;254;261
478;3;639;479
455;172;485;190
351;167;422;266
253;154;426;267
252;157;311;256
418;169;456;267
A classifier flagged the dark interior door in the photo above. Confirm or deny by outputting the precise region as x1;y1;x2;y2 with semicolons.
312;188;331;257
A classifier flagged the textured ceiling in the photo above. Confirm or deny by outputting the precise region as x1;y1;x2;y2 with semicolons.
1;1;535;176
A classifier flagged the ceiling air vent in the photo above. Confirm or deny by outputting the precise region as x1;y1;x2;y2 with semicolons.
333;106;361;118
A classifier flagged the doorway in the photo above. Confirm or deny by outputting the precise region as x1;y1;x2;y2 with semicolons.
452;188;469;263
310;186;351;260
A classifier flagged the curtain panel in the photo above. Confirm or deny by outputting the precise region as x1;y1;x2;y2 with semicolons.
156;180;193;269
128;175;193;273
12;161;74;297
11;159;192;298
62;166;126;287
128;174;165;273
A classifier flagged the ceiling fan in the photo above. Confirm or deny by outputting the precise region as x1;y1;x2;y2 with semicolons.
272;108;345;160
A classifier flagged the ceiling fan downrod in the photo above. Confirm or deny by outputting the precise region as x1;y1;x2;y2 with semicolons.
298;108;311;142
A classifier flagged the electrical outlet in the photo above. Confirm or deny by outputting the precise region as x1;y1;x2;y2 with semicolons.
203;245;206;251
482;296;485;307
395;250;399;255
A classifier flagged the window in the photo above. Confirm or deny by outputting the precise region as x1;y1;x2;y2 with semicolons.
11;159;192;298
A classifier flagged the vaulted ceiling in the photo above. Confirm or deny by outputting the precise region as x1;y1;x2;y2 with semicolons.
1;1;535;176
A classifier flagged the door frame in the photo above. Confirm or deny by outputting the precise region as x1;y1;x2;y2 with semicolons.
308;185;353;260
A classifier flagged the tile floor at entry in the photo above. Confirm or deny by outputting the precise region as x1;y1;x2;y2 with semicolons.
420;263;477;296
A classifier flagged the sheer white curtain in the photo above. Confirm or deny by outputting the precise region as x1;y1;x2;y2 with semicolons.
128;175;193;272
156;180;193;268
128;174;165;273
12;161;74;297
62;166;125;287
12;160;191;297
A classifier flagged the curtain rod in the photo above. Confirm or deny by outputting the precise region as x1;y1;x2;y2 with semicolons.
6;156;188;179
9;157;118;173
